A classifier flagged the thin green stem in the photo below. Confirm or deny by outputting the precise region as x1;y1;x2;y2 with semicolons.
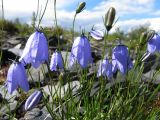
35;0;39;23
72;13;77;42
54;0;60;51
37;0;48;29
102;31;109;59
0;0;4;68
2;0;4;19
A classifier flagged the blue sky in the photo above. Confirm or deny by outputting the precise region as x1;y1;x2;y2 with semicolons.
1;0;160;32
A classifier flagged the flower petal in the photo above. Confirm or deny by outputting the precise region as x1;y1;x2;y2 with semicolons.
19;31;48;68
70;36;93;68
112;45;133;74
6;63;18;94
16;63;29;92
147;34;160;53
50;51;64;71
90;29;104;40
97;59;113;79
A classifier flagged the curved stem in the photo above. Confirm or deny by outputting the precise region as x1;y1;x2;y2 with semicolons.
35;0;39;25
0;0;4;68
2;0;4;19
37;0;48;29
54;0;60;51
102;31;109;59
72;13;77;42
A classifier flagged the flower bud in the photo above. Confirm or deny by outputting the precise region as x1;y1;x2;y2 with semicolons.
139;30;155;46
146;30;155;42
105;7;116;31
25;90;43;111
139;32;148;46
76;2;86;14
90;29;104;40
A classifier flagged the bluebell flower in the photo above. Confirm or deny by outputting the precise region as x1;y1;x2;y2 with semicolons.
19;31;49;68
50;51;64;71
97;58;113;79
6;62;29;94
25;90;43;111
90;29;104;40
112;45;133;74
147;33;160;53
70;35;93;68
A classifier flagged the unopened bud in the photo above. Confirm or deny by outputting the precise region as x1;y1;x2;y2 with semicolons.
76;2;86;14
25;90;43;111
140;32;148;46
105;7;116;31
146;30;155;42
139;30;155;46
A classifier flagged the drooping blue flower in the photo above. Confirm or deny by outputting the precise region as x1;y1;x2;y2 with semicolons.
97;58;113;79
6;62;29;94
112;45;133;74
147;33;160;53
70;35;93;68
50;51;64;71
19;31;49;68
25;90;43;111
90;29;104;40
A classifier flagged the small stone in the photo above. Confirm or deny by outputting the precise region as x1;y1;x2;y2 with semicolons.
24;108;42;120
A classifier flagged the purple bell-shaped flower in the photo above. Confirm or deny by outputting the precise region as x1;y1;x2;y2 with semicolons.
112;45;133;74
19;31;49;68
70;35;93;68
50;51;64;71
97;58;113;79
147;33;160;53
6;62;29;94
90;29;104;40
25;90;43;111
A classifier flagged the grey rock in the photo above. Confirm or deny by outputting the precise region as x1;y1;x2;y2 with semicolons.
24;108;42;120
38;107;53;120
0;85;19;102
90;78;126;97
143;70;160;84
0;100;18;113
43;81;80;102
28;64;48;83
8;48;23;57
7;39;20;45
61;51;82;71
24;107;54;120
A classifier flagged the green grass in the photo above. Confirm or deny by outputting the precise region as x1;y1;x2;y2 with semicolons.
41;64;160;120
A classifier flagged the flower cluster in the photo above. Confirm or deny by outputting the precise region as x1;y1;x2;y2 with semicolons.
97;45;133;79
6;31;49;94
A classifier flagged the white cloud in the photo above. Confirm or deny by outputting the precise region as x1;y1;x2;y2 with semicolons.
93;0;155;16
136;0;155;5
115;17;160;32
1;0;159;32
